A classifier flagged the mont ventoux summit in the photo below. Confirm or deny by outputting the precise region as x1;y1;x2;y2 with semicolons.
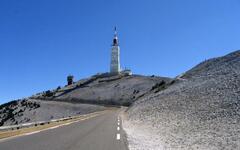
0;27;169;125
1;27;240;150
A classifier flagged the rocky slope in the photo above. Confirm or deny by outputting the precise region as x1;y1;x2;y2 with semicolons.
0;99;105;126
33;74;171;106
124;50;240;150
0;74;170;126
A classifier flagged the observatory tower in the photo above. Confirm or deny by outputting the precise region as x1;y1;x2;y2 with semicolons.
110;27;121;74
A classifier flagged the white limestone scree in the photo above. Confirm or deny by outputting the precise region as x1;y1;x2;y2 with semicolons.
110;27;121;74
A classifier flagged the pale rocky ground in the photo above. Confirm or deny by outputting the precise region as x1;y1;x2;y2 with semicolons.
123;50;240;150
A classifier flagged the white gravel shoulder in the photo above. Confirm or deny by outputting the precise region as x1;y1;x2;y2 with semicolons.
123;119;164;150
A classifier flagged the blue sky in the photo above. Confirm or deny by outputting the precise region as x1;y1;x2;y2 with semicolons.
1;0;240;104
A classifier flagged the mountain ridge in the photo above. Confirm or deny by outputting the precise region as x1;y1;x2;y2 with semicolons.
0;74;170;126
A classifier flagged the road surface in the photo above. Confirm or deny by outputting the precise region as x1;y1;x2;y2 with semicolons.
0;109;128;150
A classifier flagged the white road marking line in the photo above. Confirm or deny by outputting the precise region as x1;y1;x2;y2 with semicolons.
24;131;40;136
117;122;120;125
117;126;120;131
116;133;121;140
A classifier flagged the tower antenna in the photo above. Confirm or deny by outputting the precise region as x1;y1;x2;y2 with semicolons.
114;26;117;36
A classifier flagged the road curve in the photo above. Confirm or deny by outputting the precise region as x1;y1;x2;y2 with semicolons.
0;108;128;150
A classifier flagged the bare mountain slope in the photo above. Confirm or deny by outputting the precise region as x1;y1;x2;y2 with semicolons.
124;50;240;150
0;99;105;126
1;74;170;126
182;50;240;79
39;74;171;106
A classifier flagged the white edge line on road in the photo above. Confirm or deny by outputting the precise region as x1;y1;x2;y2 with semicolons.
117;127;120;131
24;131;40;136
0;113;103;142
116;133;121;140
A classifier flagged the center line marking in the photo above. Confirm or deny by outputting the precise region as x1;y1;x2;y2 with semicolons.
117;127;120;130
116;133;120;140
118;122;120;125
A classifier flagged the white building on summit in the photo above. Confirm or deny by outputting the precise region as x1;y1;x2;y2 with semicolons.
110;27;121;74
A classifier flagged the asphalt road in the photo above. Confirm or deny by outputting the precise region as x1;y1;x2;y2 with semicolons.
0;109;128;150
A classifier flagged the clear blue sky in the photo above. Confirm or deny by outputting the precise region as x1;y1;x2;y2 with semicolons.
1;0;240;104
